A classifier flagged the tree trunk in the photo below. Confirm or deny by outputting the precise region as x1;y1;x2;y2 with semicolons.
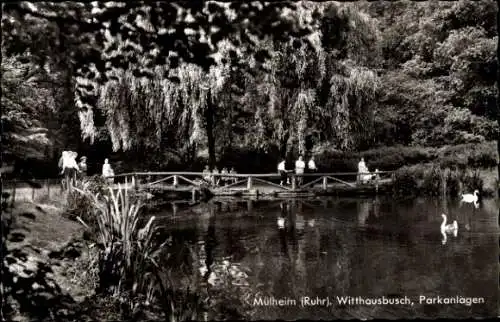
497;0;500;197
206;90;216;170
279;133;290;160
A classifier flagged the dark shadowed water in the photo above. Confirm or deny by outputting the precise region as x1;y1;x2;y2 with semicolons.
153;196;499;320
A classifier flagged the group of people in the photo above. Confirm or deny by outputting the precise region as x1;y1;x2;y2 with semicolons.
58;151;116;186
58;151;88;186
203;165;238;186
277;156;380;186
277;156;317;186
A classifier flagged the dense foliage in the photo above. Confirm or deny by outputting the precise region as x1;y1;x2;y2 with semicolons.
1;1;498;175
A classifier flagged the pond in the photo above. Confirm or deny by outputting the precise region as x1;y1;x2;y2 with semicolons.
153;196;499;320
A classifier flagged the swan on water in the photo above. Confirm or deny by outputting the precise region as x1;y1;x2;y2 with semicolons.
277;217;285;229
461;190;479;203
440;213;458;237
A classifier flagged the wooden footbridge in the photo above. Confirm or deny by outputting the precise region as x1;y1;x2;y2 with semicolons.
110;170;395;200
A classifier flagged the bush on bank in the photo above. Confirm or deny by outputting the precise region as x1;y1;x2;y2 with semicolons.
393;163;496;197
313;141;498;173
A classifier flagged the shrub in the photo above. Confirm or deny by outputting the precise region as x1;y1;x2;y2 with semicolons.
393;163;489;197
445;167;462;197
393;166;419;197
437;142;498;169
65;175;108;229
459;169;484;196
420;165;442;196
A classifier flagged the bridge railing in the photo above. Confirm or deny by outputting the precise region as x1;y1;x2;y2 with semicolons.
106;170;395;191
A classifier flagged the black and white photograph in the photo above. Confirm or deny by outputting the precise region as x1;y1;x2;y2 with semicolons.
1;1;499;321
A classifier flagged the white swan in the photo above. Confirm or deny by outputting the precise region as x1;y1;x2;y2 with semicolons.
461;190;479;203
440;214;458;237
277;217;285;229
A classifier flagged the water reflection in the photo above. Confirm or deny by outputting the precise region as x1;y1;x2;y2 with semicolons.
156;196;499;320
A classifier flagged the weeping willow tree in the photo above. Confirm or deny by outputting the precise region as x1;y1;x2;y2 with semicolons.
76;33;233;168
326;63;379;150
240;2;380;157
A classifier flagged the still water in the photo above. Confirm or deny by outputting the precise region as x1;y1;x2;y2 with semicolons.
154;196;499;320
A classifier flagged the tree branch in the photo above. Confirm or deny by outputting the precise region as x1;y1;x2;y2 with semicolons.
6;3;100;29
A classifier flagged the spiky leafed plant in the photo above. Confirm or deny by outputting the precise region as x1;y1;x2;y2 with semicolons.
73;182;168;316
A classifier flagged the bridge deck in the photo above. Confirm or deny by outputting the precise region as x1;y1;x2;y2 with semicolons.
108;172;394;198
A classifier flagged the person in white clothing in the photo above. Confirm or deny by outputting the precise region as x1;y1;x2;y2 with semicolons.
357;157;371;184
305;156;317;184
308;157;317;171
278;159;288;186
60;151;80;188
60;151;80;174
102;158;115;183
308;157;317;172
295;156;306;185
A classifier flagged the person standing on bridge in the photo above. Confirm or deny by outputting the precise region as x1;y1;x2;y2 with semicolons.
278;159;288;186
102;158;114;183
295;156;306;186
305;156;317;184
212;167;220;186
308;156;317;172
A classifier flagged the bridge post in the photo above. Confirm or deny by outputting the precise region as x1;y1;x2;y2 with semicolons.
247;177;253;190
192;188;196;202
322;176;327;190
291;176;296;191
173;175;179;188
